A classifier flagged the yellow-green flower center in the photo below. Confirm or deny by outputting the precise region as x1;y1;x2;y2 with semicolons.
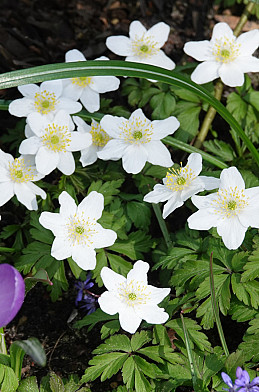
227;200;237;210
41;124;71;152
72;76;92;87
133;131;143;139
66;214;97;246
90;122;111;147
176;176;186;185
128;293;137;301
213;36;240;63
9;158;35;183
165;165;195;192
34;91;57;114
140;45;149;52
131;34;159;58
75;226;84;234
221;49;230;58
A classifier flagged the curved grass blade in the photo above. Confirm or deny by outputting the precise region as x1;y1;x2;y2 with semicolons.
0;60;257;167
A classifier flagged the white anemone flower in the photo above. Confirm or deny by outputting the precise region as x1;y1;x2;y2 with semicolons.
9;79;82;120
183;22;259;87
73;116;111;167
0;150;46;210
19;110;92;176
62;49;120;113
39;191;117;270
97;108;179;174
187;167;259;250
98;260;170;334
144;153;220;218
106;20;175;70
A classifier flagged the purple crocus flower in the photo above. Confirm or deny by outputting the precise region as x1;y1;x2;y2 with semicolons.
75;272;94;306
221;372;238;391
0;264;25;327
235;367;259;392
80;293;97;315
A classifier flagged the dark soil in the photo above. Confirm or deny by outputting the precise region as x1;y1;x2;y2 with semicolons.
0;0;256;391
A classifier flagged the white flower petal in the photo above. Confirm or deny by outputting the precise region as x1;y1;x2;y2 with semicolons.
187;153;202;176
80;88;100;113
145;22;170;47
145;141;173;167
191;193;217;209
183;40;212;61
57;98;82;114
27;113;46;136
151;116;180;140
144;184;173;204
198;175;220;190
80;145;98;166
67;132;92;152
188;208;221;230
148;286;170;305
59;191;77;217
135;304;169;325
163;193;183;218
92;226;117;249
0;149;14;167
40;80;62;97
100;114;124;138
129;108;148;123
219;167;245;190
18;84;39;97
211;22;234;41
236;29;259;56
98;291;124;315
25;123;35;138
21;181;46;200
238;187;259;228
217;217;247;250
65;49;86;62
234;56;259;73
72;246;97;270
126;260;149;285
62;82;83;101
57;151;75;175
191;61;219;84
100;266;126;291
97;139;127;160
106;36;132;56
218;63;244;87
35;147;59;175
19;137;41;155
91;76;120;93
77;191;104;220
141;50;175;70
14;182;38;210
180;180;205;202
129;20;147;39
0;182;14;206
119;306;142;334
122;144;148;174
51;237;72;260
53;110;71;129
9;98;34;117
39;211;66;236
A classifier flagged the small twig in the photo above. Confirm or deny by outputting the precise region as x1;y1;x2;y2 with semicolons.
48;331;66;370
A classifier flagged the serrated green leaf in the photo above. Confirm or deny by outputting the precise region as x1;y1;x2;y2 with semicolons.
126;201;151;230
224;351;245;380
87;179;124;205
100;320;121;340
131;331;152;352
166;318;212;352
107;253;132;277
17;376;39;392
101;352;129;381
150;92;176;120
75;308;117;331
133;355;161;379
229;298;257;322
134;363;153;392
0;364;19;392
49;261;68;301
122;356;135;390
93;334;131;354
203;139;236;162
49;372;64;392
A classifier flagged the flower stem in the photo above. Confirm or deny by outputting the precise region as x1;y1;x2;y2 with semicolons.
194;1;255;149
152;203;172;249
0;247;15;253
0;327;7;355
209;253;229;357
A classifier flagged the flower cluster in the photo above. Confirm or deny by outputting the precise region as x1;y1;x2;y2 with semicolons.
222;367;259;392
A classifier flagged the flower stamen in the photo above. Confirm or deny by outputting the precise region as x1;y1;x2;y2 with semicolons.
131;34;159;58
118;280;151;307
72;77;93;87
212;36;240;63
34;90;57;114
66;214;97;246
212;186;248;218
9;158;35;183
90;123;111;147
41;124;71;152
165;164;195;191
119;117;153;144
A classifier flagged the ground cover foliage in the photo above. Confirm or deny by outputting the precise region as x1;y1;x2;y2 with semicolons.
0;0;259;391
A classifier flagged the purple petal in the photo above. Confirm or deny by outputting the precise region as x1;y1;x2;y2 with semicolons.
221;372;234;387
0;264;25;327
250;377;259;386
236;367;243;379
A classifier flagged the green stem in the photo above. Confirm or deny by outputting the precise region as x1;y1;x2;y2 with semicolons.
0;327;7;355
0;247;15;253
209;253;229;357
180;313;199;391
152;203;172;249
194;1;255;149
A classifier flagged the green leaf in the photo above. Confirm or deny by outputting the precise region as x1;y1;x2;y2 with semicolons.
174;102;201;141
166;318;212;352
25;269;53;294
93;334;131;354
133;355;161;379
0;364;19;392
0;354;10;367
107;253;132;277
49;372;65;392
150;91;176;119
67;257;85;280
87;179;124;205
17;377;39;392
134;363;153;392
131;331;152;352
13;338;46;367
224;351;245;380
126;201;151;230
75;308;117;331
122;356;135;390
203;139;236;162
92;249;107;287
49;261;69;301
229;298;257;322
100;320;121;340
10;343;25;380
